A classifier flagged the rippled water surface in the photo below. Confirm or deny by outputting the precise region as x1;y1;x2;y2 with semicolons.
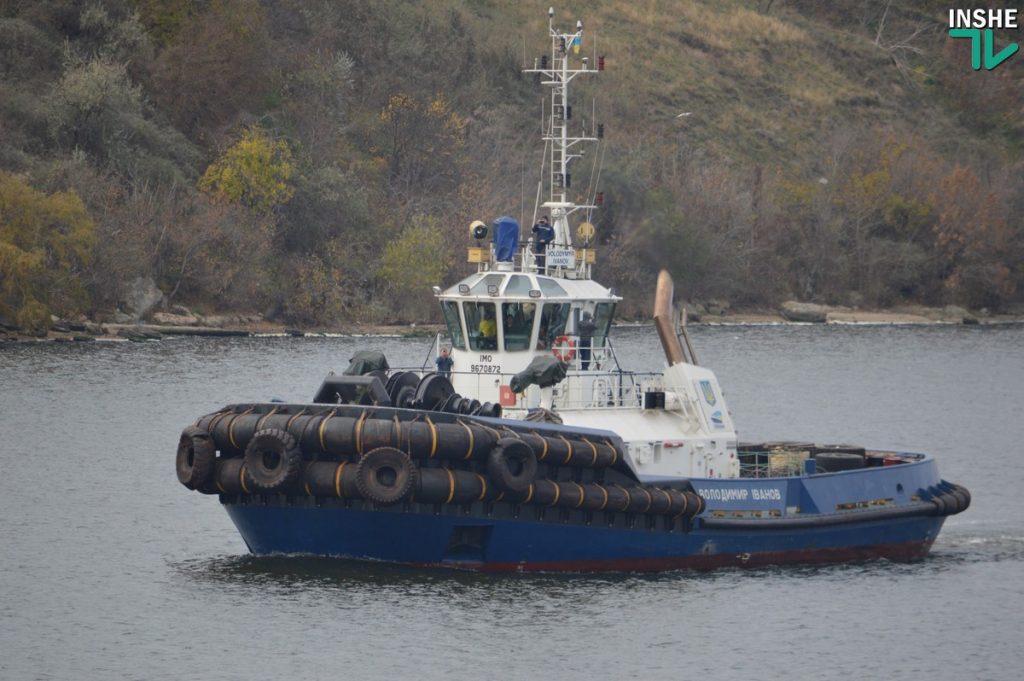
1;324;1022;680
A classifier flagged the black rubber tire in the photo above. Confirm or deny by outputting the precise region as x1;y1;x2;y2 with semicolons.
686;490;706;517
176;426;216;489
486;438;538;493
952;486;971;512
356;447;416;505
814;451;866;473
244;428;303;492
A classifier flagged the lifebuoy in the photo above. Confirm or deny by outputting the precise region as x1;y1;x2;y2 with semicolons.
551;335;576;362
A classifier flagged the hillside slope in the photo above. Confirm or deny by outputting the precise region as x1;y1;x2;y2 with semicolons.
0;0;1021;329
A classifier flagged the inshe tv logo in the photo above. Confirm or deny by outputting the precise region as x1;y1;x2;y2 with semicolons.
948;9;1019;70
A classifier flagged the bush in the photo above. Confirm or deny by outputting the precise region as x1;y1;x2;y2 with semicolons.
199;126;294;213
0;171;96;329
376;216;451;321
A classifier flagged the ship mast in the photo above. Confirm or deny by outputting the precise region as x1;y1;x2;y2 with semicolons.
523;7;603;278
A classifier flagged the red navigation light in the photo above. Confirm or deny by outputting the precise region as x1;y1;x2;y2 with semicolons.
598;55;605;71
595;191;604;205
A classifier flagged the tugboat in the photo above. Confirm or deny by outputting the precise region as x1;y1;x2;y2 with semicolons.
175;11;969;571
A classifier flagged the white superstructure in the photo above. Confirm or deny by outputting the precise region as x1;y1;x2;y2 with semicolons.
434;9;738;482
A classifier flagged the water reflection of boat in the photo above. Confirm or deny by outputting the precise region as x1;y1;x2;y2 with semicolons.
175;10;968;572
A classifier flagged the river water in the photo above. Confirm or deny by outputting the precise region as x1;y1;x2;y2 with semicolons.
1;324;1021;681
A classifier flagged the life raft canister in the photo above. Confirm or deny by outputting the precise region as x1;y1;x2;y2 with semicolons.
551;335;576;362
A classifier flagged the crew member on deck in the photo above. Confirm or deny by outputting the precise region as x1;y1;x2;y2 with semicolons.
435;347;453;378
531;215;554;272
578;310;596;370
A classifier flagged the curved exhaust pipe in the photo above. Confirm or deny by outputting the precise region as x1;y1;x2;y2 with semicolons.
653;270;698;366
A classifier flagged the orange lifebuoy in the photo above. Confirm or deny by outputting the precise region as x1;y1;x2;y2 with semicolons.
552;335;576;362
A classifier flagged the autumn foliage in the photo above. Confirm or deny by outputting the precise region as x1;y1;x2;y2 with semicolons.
199;127;295;213
0;172;95;330
0;0;1021;330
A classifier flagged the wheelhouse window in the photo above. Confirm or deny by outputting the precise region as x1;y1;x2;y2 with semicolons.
464;301;498;350
537;278;567;296
502;302;537;351
441;301;465;350
591;302;615;348
536;302;571;349
504;275;533;296
470;273;504;295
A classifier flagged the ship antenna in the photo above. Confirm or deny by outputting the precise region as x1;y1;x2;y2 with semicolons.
523;8;602;280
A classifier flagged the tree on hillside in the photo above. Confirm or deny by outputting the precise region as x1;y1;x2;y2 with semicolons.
199;126;295;213
932;166;1016;309
46;57;197;184
375;93;467;209
148;0;272;139
0;172;95;330
376;217;452;321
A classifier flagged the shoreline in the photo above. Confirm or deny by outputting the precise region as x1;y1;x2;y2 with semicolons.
2;306;1022;344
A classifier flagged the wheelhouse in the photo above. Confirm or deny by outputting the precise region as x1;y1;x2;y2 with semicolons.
438;271;618;358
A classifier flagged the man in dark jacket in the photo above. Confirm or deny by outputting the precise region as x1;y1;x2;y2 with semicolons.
435;348;453;378
531;215;554;271
577;310;596;370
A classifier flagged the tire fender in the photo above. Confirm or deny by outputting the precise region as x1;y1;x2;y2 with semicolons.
486;438;538;493
177;426;216;489
356;447;417;505
244;428;303;492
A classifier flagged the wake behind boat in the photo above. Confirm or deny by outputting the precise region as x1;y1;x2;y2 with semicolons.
175;10;969;572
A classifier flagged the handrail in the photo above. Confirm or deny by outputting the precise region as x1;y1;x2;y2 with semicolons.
420;331;441;371
384;365;665;411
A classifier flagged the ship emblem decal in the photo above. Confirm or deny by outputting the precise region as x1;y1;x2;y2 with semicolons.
700;380;716;406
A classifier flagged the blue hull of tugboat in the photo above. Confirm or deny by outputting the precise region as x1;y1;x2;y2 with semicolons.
221;456;955;572
225;503;944;571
